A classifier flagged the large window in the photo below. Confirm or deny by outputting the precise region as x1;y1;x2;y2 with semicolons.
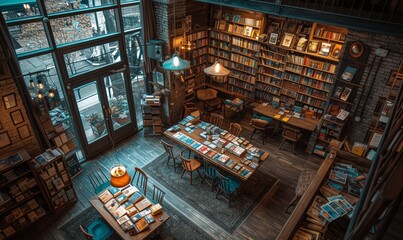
1;0;144;161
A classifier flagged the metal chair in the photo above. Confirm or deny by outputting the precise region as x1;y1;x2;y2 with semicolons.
88;168;110;194
201;159;218;191
210;113;224;128
131;167;148;195
160;139;180;171
152;185;166;205
279;125;303;154
216;171;241;207
229;123;242;137
79;218;114;240
179;151;202;185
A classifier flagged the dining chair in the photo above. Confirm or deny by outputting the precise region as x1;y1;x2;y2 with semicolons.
210;113;224;128
152;185;166;205
229;123;242;137
179;151;202;185
201;159;218;192
160;139;180;172
88;168;110;194
249;118;270;145
279;125;303;154
216;171;241;207
79;218;114;240
131;167;148;195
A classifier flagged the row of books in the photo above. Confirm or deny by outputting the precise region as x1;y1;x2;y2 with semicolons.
230;70;256;83
257;74;283;87
188;30;208;41
210;39;230;50
260;50;286;63
258;66;285;79
209;30;231;42
228;78;254;91
232;36;260;51
285;63;303;74
301;68;334;83
209;48;230;60
230;53;257;68
228;86;255;99
297;95;327;109
230;62;256;75
260;58;285;70
232;46;258;59
300;77;331;92
32;149;62;167
313;28;346;41
221;12;262;28
298;86;330;100
190;46;208;58
255;82;280;95
284;72;301;83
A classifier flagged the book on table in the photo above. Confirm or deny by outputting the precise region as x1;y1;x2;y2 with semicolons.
135;198;152;212
109;186;122;197
99;189;114;204
150;203;162;215
134;217;149;233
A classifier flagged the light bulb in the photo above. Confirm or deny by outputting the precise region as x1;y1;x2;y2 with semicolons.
37;80;44;89
215;63;220;73
37;91;44;99
173;56;179;67
48;90;55;98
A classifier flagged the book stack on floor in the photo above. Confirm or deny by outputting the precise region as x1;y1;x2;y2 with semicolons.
99;184;162;235
292;162;368;240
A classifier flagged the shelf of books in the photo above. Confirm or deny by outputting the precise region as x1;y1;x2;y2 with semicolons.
0;150;48;239
142;95;163;136
278;150;371;240
31;150;77;213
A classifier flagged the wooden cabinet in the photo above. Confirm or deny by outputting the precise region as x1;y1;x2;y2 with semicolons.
142;96;163;136
31;153;76;213
0;150;48;239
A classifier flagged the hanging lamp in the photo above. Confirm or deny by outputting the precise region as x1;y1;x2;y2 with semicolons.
162;0;189;71
110;164;131;188
204;61;230;77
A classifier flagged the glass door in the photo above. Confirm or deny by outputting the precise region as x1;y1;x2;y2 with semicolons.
70;72;136;159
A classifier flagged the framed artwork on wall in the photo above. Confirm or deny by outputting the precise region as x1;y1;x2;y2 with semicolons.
268;33;278;45
281;33;294;48
17;124;31;140
0;132;11;148
153;67;165;87
10;109;24;125
2;93;17;110
307;41;320;53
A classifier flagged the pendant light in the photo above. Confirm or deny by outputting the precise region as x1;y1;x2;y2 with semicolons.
162;0;189;71
110;164;131;188
204;61;230;76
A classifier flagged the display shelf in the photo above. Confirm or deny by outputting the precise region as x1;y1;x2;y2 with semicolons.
142;96;163;136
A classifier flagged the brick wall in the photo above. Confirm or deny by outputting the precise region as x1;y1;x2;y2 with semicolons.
0;62;41;158
344;30;403;144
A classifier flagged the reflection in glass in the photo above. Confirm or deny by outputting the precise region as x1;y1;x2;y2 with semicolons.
1;1;40;20
122;5;141;31
9;22;49;54
74;81;108;143
51;10;117;45
64;41;120;76
104;73;131;130
45;0;114;13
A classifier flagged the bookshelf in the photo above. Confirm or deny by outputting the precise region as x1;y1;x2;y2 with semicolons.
0;150;48;239
142;96;163;136
31;152;77;213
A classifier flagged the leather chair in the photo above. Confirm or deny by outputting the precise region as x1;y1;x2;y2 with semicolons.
79;218;114;240
160;139;180;172
216;171;241;207
179;151;202;185
131;167;148;194
201;159;218;191
229;123;242;137
279;126;303;154
209;113;224;128
249;118;270;145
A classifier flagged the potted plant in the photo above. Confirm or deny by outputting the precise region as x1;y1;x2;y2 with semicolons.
110;97;130;125
86;113;105;136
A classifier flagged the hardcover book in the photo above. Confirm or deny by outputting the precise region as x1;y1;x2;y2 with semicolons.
135;198;152;212
341;66;357;81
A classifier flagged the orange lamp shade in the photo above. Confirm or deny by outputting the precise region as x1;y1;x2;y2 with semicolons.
110;164;131;188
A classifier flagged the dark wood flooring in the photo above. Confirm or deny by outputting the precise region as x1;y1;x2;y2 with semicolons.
22;113;322;240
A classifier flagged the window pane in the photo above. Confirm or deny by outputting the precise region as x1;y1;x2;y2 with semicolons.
50;10;117;45
122;5;141;31
1;1;40;20
64;41;120;76
45;0;114;14
9;21;49;54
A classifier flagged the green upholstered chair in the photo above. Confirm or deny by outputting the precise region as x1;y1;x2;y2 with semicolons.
88;168;110;194
215;171;241;207
201;159;218;191
79;218;114;240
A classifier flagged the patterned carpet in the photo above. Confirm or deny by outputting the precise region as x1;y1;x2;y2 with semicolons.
143;153;279;234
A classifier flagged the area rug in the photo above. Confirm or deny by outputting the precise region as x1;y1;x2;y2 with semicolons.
143;153;279;234
58;204;211;240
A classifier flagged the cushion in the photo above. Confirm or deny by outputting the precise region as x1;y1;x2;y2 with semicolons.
252;113;272;123
251;118;269;128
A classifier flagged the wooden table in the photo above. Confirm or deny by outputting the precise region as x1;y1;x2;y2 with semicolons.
253;104;319;132
89;197;170;240
164;123;270;181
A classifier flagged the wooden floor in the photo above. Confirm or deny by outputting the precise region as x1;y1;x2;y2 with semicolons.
22;113;322;240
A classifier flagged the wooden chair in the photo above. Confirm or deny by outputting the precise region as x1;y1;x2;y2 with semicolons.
210;113;224;128
249;118;270;145
285;170;316;213
279;125;303;154
152;185;166;205
160;139;180;172
179;151;202;185
229;123;242;137
79;218;114;240
88;168;110;194
216;171;241;207
131;167;148;195
201;159;218;191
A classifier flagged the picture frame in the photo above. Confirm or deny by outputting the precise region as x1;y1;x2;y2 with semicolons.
319;42;332;56
341;66;357;82
2;93;17;110
331;44;342;59
0;131;11;148
340;87;352;101
295;35;308;51
153;67;165;87
268;33;278;45
10;109;24;125
307;41;320;53
17;124;31;140
281;33;294;48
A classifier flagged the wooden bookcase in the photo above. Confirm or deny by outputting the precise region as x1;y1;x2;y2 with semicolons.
0;150;48;239
142;96;163;136
31;154;77;213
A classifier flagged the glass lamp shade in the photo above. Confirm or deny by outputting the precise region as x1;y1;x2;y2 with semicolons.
162;52;189;71
204;61;230;77
110;164;131;188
